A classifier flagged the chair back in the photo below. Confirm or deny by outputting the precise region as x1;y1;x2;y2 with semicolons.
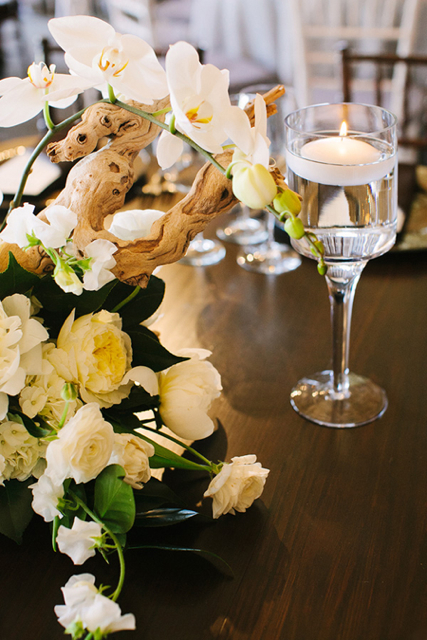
104;0;154;45
340;47;427;150
290;0;422;107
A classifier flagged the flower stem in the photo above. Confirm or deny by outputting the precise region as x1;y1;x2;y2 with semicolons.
43;100;55;131
2;99;110;223
108;83;117;104
111;285;141;313
68;491;126;602
139;421;215;468
114;100;227;176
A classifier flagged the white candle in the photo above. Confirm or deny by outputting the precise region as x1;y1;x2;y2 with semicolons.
286;131;396;186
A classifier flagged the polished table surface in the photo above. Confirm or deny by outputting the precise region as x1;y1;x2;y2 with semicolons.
1;165;427;640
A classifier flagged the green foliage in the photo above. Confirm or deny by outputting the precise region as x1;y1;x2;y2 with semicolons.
134;507;199;527
102;276;165;329
94;465;135;534
138;433;209;472
106;385;160;415
128;325;187;371
0;478;34;543
9;411;52;438
0;253;39;299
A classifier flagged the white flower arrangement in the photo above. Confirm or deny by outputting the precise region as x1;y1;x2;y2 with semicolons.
0;13;327;639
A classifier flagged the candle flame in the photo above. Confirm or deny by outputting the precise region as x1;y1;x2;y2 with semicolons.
339;121;348;137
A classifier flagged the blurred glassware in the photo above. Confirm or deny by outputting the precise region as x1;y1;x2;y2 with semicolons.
179;232;226;266
236;83;301;274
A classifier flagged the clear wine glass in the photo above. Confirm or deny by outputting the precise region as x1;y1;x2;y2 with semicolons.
236;83;301;274
284;103;398;428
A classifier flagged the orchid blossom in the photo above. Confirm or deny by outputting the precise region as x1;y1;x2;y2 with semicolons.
0;62;90;128
48;15;168;104
230;93;277;209
156;41;249;169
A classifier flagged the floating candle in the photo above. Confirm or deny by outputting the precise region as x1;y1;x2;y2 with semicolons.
285;122;396;186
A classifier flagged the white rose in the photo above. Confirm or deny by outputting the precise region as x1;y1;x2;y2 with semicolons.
158;348;222;440
0;419;46;481
109;433;155;489
52;309;133;408
55;573;136;634
20;344;82;428
29;472;64;522
45;403;114;484
204;455;270;519
57;517;102;565
0;293;49;418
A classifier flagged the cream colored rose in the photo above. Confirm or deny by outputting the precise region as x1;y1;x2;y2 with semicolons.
20;344;82;427
51;309;133;408
158;348;222;440
204;455;270;519
0;293;49;419
45;403;114;484
109;433;155;489
0;419;46;481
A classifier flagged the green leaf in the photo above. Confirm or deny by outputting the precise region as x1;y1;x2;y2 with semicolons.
32;277;117;337
128;545;233;577
0;252;39;299
94;465;135;534
10;411;51;438
138;434;210;472
128;325;187;371
0;479;34;543
103;276;165;328
106;385;160;414
134;507;199;527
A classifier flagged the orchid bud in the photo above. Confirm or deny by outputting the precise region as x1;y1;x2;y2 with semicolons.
232;164;277;210
273;189;302;217
284;215;305;239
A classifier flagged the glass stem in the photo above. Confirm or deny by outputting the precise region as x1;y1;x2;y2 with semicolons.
325;264;366;396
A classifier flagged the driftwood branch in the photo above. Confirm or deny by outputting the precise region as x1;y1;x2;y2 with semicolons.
0;85;289;285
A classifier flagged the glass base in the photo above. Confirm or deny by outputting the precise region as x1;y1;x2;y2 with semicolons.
237;241;301;274
179;237;226;266
216;216;268;245
290;370;388;428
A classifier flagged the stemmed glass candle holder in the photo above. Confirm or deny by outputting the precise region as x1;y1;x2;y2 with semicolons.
285;103;397;428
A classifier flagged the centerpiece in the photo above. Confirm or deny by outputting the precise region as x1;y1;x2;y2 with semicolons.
0;14;324;639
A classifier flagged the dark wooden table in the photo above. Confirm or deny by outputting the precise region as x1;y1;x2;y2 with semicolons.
1;166;427;640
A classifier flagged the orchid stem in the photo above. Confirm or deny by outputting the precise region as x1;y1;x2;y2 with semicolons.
111;285;141;313
69;491;126;602
2;99;110;225
43;101;55;131
114;100;227;176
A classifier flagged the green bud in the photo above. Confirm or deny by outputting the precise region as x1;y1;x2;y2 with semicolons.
232;163;277;210
284;216;305;239
317;262;327;276
273;189;302;216
61;382;78;402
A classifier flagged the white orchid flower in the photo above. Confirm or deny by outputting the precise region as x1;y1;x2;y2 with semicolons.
108;208;165;241
0;203;77;249
0;62;90;128
48;15;168;104
230;94;277;209
156;42;249;169
83;239;117;291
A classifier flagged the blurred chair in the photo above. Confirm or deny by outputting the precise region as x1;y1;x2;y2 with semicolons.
0;0;24;74
290;0;422;107
340;46;427;151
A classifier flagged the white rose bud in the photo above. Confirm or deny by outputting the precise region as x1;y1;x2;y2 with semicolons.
158;348;222;440
109;433;155;489
57;517;102;565
45;403;114;484
204;454;270;519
